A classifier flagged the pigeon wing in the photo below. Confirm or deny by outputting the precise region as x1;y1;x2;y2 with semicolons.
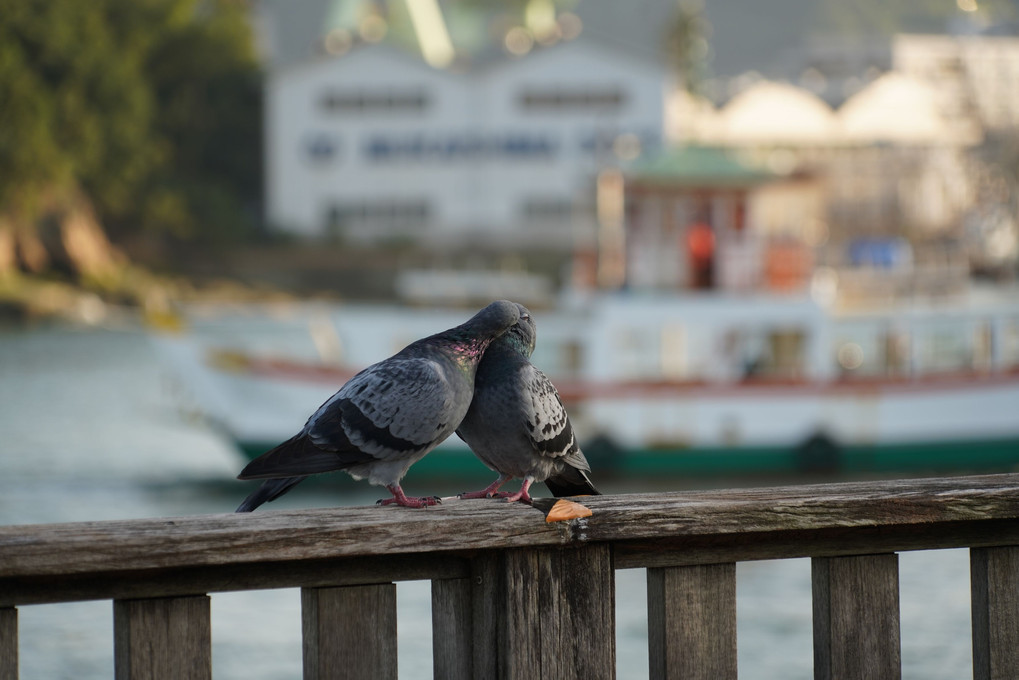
308;356;461;461
523;366;600;496
522;365;582;464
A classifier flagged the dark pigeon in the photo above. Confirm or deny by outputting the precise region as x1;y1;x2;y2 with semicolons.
235;300;520;511
456;305;600;504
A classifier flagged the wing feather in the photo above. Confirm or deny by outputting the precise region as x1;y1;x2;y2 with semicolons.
308;357;458;460
522;365;578;461
237;432;372;479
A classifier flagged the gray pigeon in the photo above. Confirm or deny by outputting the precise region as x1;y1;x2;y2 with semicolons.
235;300;520;511
456;306;600;504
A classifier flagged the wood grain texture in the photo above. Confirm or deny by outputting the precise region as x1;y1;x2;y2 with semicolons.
614;519;1019;569
647;563;736;680
812;554;900;680
539;544;615;680
0;607;16;680
431;578;473;680
2;474;1019;606
472;546;615;680
971;546;1019;680
2;553;468;607
113;595;211;680
302;584;397;680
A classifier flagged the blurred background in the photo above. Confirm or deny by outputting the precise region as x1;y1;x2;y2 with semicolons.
2;0;1018;678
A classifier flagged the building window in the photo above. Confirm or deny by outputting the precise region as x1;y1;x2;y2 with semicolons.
363;134;557;162
519;88;626;110
320;90;429;114
328;200;432;225
305;134;338;163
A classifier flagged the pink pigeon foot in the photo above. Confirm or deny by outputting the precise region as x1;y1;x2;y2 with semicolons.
500;478;534;504
458;474;511;499
377;485;441;508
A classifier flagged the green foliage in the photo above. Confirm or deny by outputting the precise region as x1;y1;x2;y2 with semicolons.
664;1;712;96
0;0;261;245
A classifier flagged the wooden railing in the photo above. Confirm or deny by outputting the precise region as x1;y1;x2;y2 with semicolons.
2;473;1019;679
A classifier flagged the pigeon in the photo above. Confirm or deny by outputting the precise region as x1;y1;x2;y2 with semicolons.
455;305;600;504
235;300;520;511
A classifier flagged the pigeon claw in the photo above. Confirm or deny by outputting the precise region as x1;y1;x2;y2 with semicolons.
378;485;441;508
457;474;512;500
500;478;534;504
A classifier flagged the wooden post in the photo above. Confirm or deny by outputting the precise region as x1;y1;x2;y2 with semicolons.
302;584;397;680
647;563;737;680
971;546;1019;680
1;607;16;680
113;595;211;680
431;578;473;680
812;554;900;680
470;545;615;680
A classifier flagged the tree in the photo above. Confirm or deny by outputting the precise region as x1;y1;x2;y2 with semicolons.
0;0;158;221
133;0;263;244
0;0;262;273
664;0;712;96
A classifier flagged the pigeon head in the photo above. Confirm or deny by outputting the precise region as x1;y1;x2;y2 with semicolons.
499;304;536;358
428;299;520;368
464;299;520;337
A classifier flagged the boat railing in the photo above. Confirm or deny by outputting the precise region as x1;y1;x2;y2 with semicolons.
2;473;1018;679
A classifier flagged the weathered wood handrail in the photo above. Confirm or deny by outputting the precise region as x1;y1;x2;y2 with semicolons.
2;473;1019;678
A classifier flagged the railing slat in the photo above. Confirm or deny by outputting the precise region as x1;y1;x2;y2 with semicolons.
113;595;211;680
472;545;615;679
970;546;1019;680
1;607;16;680
301;584;397;680
431;578;473;680
812;554;900;680
541;544;615;680
647;563;737;680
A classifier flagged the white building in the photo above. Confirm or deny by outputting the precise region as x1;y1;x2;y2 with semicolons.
776;32;1019;136
266;39;664;249
892;33;1019;135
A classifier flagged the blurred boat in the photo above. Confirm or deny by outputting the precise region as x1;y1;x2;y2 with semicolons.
153;293;1019;479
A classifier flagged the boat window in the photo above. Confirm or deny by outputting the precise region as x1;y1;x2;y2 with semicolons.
660;325;687;379
767;330;806;378
730;328;804;380
833;322;887;377
916;323;974;374
561;341;583;377
1001;318;1019;369
614;329;659;379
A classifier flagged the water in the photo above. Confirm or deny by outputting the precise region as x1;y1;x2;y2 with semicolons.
0;326;974;678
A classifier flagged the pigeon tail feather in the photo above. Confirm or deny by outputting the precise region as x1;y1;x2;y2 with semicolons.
236;476;307;512
544;466;601;497
237;433;373;480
